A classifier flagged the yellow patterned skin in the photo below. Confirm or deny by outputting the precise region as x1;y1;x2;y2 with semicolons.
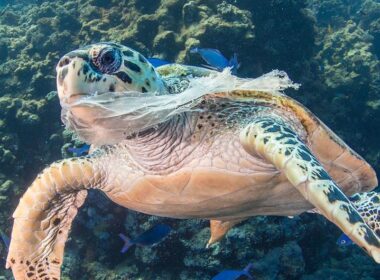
240;118;380;263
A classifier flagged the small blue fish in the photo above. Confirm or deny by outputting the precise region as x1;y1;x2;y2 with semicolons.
0;229;10;251
119;224;171;253
336;233;354;246
68;144;90;156
212;263;254;280
190;47;240;74
147;58;171;68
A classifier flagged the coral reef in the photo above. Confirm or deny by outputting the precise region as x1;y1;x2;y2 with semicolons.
317;20;379;92
0;0;380;279
307;0;380;171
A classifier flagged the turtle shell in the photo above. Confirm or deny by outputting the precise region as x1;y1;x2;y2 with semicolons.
213;89;378;196
157;64;377;194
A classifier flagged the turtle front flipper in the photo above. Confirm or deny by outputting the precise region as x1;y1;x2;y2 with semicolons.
7;157;103;280
240;118;380;263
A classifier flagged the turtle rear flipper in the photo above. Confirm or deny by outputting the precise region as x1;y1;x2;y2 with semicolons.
240;117;380;263
350;192;380;237
6;157;102;280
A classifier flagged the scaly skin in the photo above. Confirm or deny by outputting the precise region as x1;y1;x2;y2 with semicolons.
350;192;380;237
240;118;380;262
7;157;101;280
6;43;380;279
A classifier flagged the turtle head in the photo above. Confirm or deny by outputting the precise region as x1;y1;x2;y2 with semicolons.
56;42;165;104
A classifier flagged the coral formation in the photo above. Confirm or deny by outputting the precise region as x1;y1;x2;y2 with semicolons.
0;0;380;279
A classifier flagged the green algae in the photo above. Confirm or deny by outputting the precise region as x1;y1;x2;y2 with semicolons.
317;20;380;91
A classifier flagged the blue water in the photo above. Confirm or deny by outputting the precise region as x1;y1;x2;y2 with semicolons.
0;0;379;279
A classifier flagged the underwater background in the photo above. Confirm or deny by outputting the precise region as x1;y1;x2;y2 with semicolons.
0;0;380;279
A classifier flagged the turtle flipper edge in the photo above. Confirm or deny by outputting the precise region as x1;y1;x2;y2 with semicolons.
240;117;380;263
207;219;245;248
6;157;103;280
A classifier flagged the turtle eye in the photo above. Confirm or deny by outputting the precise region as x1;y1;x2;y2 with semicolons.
92;47;121;74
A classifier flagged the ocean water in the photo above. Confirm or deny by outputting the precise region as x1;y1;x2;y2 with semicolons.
0;0;380;279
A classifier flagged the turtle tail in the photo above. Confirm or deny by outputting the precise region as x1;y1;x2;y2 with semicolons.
6;157;103;280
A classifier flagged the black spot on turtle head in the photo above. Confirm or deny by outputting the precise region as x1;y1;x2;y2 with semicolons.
83;64;90;75
122;49;134;57
115;71;132;84
58;56;71;68
138;54;147;63
142;87;147;93
58;67;68;85
124;60;141;72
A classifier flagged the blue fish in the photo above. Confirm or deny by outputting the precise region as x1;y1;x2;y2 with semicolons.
212;263;254;280
190;47;240;74
0;229;10;251
119;224;171;253
147;58;171;68
68;144;90;156
336;233;354;246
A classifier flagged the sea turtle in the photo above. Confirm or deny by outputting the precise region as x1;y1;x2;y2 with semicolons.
6;42;380;280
